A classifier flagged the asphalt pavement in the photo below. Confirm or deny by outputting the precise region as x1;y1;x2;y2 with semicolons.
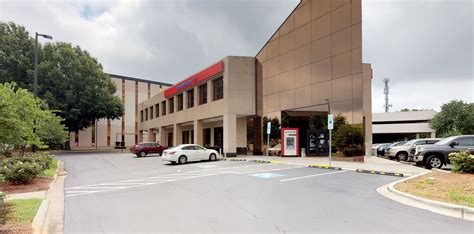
56;152;474;233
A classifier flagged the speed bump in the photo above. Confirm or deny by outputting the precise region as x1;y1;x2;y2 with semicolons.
355;169;404;177
308;164;342;170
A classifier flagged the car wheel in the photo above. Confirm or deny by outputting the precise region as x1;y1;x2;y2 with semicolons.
209;153;217;161
178;155;187;164
139;151;146;157
397;152;408;161
425;155;443;169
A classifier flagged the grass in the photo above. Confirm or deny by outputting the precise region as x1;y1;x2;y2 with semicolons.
5;199;42;224
396;171;474;208
446;189;474;207
42;159;58;177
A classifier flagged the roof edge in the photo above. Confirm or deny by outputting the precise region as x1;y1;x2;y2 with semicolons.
106;73;173;87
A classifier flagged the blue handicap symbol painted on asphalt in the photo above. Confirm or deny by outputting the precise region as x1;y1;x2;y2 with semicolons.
250;173;284;179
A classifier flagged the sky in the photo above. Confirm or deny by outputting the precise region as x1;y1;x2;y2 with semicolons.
0;0;472;113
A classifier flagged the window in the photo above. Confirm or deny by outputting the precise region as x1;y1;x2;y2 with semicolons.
140;110;144;122
458;138;474;146
155;104;159;118
182;146;194;150
145;108;148;121
150;106;154;119
213;77;223;101
177;94;183;111
162;101;166;115
199;83;207;105
169;98;174;113
187;89;194;108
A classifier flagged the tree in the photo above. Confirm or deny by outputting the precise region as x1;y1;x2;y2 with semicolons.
0;21;124;132
38;42;123;132
0;82;68;155
263;117;281;141
333;124;364;151
0;22;35;89
431;100;474;137
36;111;69;149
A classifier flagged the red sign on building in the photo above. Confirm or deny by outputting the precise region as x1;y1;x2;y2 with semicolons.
164;61;224;98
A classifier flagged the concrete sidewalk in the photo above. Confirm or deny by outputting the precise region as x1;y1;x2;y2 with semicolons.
231;155;429;176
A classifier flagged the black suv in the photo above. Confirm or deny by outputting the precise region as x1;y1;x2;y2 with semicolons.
413;135;474;169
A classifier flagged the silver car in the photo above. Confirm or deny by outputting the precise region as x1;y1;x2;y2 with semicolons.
385;138;440;161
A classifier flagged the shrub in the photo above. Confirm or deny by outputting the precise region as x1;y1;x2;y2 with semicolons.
2;162;42;184
342;147;364;157
449;150;474;174
0;153;54;184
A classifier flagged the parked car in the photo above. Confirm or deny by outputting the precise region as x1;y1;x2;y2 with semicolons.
380;141;406;156
414;135;474;169
268;144;281;156
385;138;440;161
131;142;168;157
375;143;391;156
162;144;220;164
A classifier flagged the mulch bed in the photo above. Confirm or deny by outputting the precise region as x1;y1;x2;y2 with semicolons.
2;176;53;194
395;171;474;207
0;223;32;233
0;203;32;234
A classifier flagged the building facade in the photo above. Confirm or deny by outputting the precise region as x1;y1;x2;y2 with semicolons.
372;111;437;143
138;0;373;156
71;74;172;149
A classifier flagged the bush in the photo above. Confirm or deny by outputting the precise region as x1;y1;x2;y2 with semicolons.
0;153;54;184
342;147;364;157
449;150;474;174
2;162;42;184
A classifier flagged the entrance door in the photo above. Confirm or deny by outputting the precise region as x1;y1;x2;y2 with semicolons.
214;127;223;152
167;132;173;147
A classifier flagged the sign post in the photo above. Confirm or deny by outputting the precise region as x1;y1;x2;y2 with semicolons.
266;122;271;158
328;114;334;166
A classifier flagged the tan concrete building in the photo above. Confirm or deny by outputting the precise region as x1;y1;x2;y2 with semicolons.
71;74;172;149
139;0;373;156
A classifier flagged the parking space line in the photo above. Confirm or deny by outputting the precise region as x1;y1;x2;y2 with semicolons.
280;170;348;182
235;166;306;175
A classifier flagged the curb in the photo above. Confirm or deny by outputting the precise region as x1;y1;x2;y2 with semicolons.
227;158;412;176
308;164;342;170
32;159;67;234
355;169;404;177
377;172;474;221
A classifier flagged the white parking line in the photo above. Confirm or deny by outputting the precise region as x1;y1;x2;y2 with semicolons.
280;170;348;182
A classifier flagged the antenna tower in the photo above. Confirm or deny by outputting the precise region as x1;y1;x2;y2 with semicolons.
383;78;392;112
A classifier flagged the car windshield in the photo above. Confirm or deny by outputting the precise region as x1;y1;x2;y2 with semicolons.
403;140;416;146
435;136;456;145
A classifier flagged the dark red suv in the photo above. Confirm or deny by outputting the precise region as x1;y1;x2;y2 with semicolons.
131;142;168;157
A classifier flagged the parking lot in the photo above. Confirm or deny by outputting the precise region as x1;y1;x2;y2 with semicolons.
57;152;473;233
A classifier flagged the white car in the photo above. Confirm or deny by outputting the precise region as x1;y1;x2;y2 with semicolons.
162;144;220;164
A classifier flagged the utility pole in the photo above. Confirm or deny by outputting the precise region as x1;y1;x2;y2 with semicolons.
383;78;392;112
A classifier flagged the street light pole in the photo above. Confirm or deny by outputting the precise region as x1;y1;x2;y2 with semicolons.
32;32;53;152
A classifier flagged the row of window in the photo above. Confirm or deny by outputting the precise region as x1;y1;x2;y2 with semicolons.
140;77;223;122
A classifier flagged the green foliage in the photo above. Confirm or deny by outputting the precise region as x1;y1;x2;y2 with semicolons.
449;150;474;174
39;42;124;131
431;100;474;137
2;162;41;184
0;22;35;89
0;153;54;184
5;199;42;224
309;116;326;130
342;147;364;157
0;21;124;132
0;82;45;151
333;124;364;151
36;111;69;149
263;117;281;140
0;82;68;153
